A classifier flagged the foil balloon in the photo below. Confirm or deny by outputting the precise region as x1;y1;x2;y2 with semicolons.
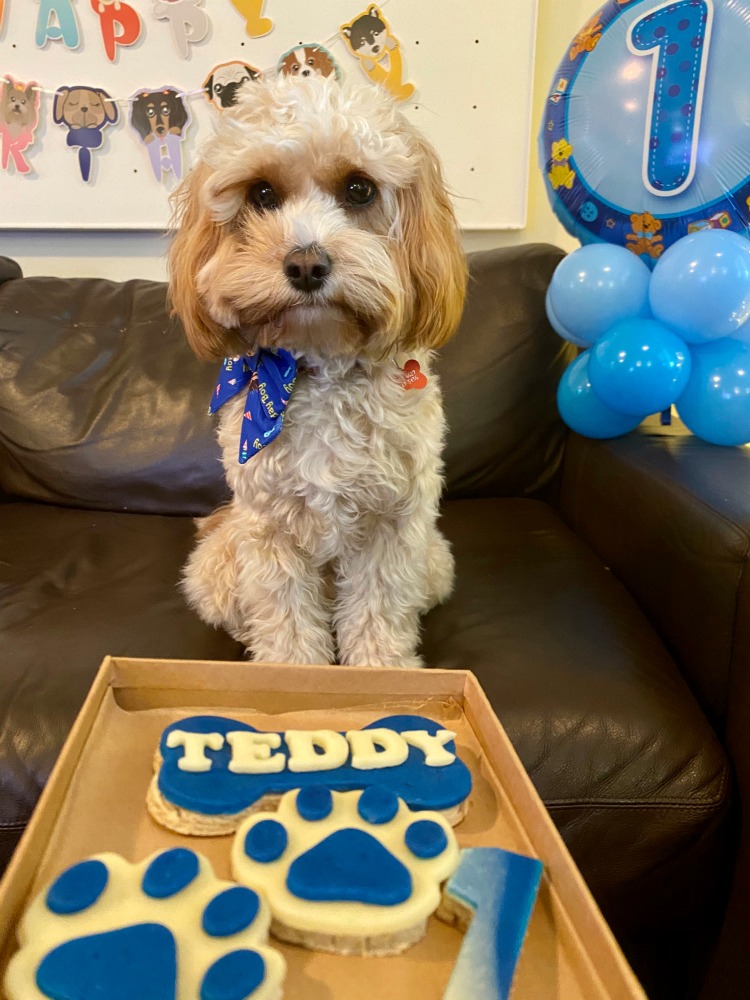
540;0;750;264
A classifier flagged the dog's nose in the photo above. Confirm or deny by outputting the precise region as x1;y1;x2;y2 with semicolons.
284;246;332;293
80;106;88;113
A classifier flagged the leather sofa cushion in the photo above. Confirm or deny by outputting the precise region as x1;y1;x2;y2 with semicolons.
0;246;571;515
0;497;729;918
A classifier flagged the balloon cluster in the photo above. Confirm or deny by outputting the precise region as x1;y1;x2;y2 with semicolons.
550;231;750;446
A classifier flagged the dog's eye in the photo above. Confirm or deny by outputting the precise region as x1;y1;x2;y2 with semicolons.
248;180;280;212
344;174;378;207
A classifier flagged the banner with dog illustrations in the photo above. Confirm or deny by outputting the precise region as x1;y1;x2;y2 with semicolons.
0;1;537;229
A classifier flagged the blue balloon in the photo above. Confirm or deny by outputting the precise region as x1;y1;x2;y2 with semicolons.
548;244;651;344
649;231;750;344
545;286;590;348
557;351;645;439
676;338;750;445
588;318;691;416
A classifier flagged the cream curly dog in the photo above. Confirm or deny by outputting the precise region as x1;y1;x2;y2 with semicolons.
169;75;467;667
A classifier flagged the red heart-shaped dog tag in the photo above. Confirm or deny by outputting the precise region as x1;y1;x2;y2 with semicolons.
402;359;428;390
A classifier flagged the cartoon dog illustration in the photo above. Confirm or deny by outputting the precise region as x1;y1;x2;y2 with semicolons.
54;85;118;181
130;87;190;182
153;0;209;60
569;14;603;60
340;6;414;102
229;0;272;38
204;61;261;110
277;44;340;80
0;77;40;175
626;212;664;259
548;138;575;191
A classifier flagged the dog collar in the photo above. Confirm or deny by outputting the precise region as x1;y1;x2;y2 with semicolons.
209;349;297;464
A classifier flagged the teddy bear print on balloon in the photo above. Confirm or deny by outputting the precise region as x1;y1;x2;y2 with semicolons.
541;0;750;446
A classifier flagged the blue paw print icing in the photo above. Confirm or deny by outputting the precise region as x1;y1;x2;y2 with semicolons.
4;850;286;1000
152;714;472;835
231;786;460;955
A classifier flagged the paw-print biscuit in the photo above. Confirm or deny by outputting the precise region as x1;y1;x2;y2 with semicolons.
231;786;459;956
5;848;286;1000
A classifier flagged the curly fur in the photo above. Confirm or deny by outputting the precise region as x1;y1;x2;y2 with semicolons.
169;76;467;666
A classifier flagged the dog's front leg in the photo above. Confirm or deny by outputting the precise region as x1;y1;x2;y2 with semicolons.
234;530;335;665
333;519;428;668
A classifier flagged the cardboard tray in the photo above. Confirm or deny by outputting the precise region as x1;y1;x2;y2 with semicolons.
0;657;647;999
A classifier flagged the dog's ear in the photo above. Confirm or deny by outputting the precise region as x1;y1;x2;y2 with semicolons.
53;88;69;124
341;26;352;39
395;131;467;351
169;91;189;132
96;89;118;123
130;95;150;139
368;6;380;17
168;162;239;361
203;74;214;98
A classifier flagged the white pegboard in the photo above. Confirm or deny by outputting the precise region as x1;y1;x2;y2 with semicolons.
0;0;537;230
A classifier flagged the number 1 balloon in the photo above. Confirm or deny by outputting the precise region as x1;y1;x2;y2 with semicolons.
540;0;750;261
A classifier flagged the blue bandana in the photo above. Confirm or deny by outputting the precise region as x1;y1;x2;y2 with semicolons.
209;349;297;464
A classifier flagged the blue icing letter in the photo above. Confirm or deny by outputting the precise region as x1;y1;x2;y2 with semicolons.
202;887;260;938
46;859;109;915
244;819;288;863
286;829;412;906
442;848;543;1000
200;950;266;1000
157;714;472;818
142;849;199;900
36;923;176;1000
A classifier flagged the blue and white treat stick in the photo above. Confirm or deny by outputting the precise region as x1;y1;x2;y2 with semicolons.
440;847;544;1000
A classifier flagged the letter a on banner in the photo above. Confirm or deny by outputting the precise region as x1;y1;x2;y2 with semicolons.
36;0;81;49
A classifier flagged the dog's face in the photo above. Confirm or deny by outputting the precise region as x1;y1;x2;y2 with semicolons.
342;8;388;58
169;76;467;363
53;87;117;130
1;80;37;128
204;62;260;110
278;46;338;80
131;89;188;140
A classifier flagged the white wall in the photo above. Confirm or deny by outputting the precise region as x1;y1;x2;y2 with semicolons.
0;0;589;281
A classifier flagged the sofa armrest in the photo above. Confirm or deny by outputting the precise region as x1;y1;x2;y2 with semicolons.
557;416;750;730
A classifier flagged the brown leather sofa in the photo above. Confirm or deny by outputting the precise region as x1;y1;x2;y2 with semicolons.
1;244;747;999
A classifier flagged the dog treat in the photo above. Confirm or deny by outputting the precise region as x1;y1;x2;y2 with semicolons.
232;786;459;955
5;848;286;1000
437;847;544;1000
147;713;472;836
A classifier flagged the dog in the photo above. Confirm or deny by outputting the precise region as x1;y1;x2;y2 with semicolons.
340;6;414;102
53;86;118;181
130;87;189;181
0;77;39;175
204;61;261;110
277;44;340;80
168;75;467;667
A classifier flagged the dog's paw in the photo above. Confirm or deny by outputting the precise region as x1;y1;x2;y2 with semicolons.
231;786;459;955
5;848;286;1000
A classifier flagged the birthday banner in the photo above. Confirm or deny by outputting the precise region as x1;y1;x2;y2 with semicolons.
0;1;538;230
